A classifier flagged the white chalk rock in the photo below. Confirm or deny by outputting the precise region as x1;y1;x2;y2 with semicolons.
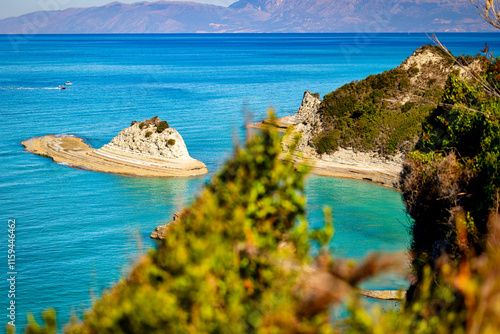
105;117;191;159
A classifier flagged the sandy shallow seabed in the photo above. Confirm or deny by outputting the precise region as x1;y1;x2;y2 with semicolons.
22;135;209;177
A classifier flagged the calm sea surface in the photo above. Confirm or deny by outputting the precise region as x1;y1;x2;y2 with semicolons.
1;33;499;330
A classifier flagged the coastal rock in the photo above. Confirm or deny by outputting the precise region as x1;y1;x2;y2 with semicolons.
22;117;208;177
106;117;190;159
249;91;322;133
359;289;406;301
151;211;185;240
281;90;324;157
320;148;404;168
283;90;322;126
280;91;325;161
295;91;322;125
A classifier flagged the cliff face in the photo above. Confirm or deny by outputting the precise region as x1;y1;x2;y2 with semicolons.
150;211;185;240
281;91;323;158
270;45;483;187
294;91;322;125
106;117;191;160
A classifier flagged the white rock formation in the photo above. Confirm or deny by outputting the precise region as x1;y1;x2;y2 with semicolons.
22;117;208;177
400;47;447;72
280;91;323;157
105;118;191;159
289;90;322;125
257;90;322;134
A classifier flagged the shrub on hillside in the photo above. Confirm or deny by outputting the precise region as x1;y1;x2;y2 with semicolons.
156;121;169;133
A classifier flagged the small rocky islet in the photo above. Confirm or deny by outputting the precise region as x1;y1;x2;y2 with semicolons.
150;211;185;240
22;116;208;177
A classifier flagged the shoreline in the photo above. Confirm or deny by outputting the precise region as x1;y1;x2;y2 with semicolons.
248;121;402;189
301;157;401;189
22;135;209;177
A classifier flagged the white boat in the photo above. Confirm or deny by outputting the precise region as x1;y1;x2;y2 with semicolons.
65;81;72;85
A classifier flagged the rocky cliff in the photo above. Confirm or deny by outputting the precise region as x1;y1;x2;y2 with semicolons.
280;91;323;158
150;211;185;240
253;45;482;188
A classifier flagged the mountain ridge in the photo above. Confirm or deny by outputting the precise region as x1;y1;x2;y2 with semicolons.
0;0;494;33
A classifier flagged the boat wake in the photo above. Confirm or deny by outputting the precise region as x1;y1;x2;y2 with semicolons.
0;87;61;90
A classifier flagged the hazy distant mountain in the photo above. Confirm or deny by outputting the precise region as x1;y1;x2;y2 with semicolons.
0;0;494;33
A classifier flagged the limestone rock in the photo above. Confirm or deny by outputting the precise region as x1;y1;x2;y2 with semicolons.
281;91;323;158
22;117;208;177
273;90;321;127
105;116;191;159
359;289;406;300
151;211;185;240
295;90;322;125
400;45;485;86
400;46;449;72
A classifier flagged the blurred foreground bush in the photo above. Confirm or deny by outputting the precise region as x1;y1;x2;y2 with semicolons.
21;80;500;334
25;116;352;334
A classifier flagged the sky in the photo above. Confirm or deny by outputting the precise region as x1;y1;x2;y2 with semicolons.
0;0;237;19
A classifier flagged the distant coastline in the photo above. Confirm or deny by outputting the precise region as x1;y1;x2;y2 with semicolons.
0;0;495;34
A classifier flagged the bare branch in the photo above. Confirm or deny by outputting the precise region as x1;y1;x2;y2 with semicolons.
470;0;500;30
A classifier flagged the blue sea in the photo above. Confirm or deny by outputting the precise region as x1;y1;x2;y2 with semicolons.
1;33;499;331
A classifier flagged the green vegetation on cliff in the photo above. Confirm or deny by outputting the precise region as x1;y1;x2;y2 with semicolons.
396;46;500;332
402;55;500;275
312;45;455;156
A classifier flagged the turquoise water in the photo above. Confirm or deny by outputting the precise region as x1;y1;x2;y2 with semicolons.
1;33;499;330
